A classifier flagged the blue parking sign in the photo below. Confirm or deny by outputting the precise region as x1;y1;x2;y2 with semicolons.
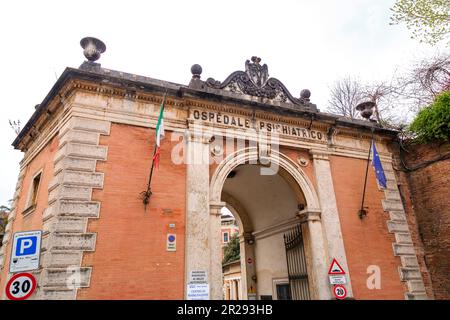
15;236;38;256
10;230;42;273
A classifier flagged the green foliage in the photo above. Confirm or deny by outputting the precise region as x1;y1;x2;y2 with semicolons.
390;0;450;45
222;233;240;265
409;91;450;143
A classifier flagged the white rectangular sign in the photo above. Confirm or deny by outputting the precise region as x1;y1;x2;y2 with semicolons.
189;270;208;283
187;283;210;300
9;230;42;273
329;275;347;285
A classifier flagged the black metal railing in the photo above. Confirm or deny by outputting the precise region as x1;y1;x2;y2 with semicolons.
283;224;311;300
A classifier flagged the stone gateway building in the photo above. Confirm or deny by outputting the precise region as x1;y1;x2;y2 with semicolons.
0;38;433;300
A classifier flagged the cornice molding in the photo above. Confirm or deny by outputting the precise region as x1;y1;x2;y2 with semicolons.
67;79;185;107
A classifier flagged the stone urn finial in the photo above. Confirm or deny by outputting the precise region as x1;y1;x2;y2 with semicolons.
356;101;375;120
80;37;106;62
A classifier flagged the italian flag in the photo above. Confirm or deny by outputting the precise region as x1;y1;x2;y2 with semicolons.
152;94;166;169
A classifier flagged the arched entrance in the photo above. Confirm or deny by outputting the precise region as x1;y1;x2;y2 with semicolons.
210;147;331;300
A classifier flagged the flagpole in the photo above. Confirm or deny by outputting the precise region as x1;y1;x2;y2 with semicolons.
141;91;167;210
141;143;158;208
358;128;375;219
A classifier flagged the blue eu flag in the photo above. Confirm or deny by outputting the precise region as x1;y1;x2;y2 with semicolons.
371;140;387;189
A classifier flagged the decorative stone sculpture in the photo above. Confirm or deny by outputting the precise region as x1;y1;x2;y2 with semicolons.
205;57;316;110
191;64;202;79
80;37;106;62
356;101;375;120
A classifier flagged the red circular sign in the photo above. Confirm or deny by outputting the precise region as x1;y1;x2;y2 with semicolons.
333;284;347;300
247;258;253;264
5;273;37;300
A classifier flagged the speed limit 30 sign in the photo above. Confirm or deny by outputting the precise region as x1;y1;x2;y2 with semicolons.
5;273;37;300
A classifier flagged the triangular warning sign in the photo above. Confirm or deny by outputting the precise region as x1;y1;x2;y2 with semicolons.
328;258;345;275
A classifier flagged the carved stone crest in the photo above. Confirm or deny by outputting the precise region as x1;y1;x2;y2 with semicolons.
246;56;268;87
205;56;316;111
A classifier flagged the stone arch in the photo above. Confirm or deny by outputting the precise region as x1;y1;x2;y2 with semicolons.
221;191;253;234
210;147;328;300
210;147;321;212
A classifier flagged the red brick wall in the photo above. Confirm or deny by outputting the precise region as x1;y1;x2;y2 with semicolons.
77;123;186;300
280;146;318;191
0;135;59;293
330;155;405;300
401;142;450;300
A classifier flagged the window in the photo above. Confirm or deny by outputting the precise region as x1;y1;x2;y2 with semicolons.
276;283;291;300
30;173;42;206
23;171;42;215
223;232;229;243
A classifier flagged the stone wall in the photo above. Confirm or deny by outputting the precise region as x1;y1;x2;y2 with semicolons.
399;141;450;300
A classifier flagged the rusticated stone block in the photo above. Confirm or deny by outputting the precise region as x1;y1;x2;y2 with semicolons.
384;171;396;180
49;171;104;191
56;143;107;161
389;211;406;222
49;233;96;251
59;130;100;146
401;255;419;268
399;267;422;281
40;251;83;268
405;292;429;300
381;162;394;172
44;201;100;219
393;243;415;256
59;117;111;137
49;185;93;203
384;190;401;201
386;180;398;190
382;199;404;211
59;201;100;218
7;210;16;222
395;232;413;244
407;280;426;293
42;267;91;287
387;221;410;233
43;217;88;234
54;157;97;174
2;231;10;245
39;288;77;300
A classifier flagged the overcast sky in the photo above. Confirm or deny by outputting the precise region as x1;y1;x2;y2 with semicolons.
0;0;445;206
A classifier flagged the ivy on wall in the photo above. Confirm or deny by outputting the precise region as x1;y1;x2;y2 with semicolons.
409;91;450;143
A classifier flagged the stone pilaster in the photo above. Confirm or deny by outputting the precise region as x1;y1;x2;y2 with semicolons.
310;150;354;298
210;201;225;300
185;127;216;298
381;161;428;300
36;116;110;300
298;209;331;300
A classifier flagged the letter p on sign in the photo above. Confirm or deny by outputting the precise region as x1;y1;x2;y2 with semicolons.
16;237;37;256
